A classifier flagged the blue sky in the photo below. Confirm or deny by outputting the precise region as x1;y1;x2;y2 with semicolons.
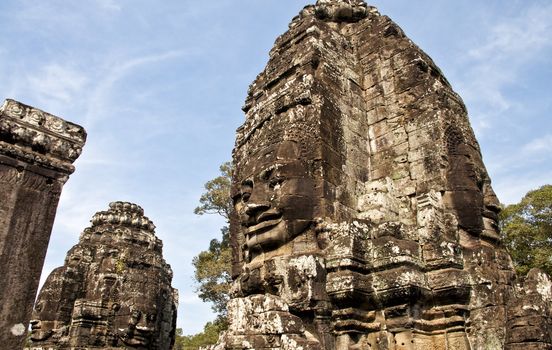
0;0;550;335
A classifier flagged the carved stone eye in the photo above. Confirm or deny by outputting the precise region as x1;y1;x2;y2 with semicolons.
269;177;284;189
35;302;43;313
241;179;253;202
260;168;272;181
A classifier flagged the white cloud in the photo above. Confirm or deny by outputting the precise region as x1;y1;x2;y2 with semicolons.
484;133;552;178
468;4;552;61
27;64;88;104
95;0;122;12
81;50;187;127
16;0;122;30
471;114;492;138
522;134;552;154
458;2;552;132
488;133;552;205
178;291;202;305
55;179;115;234
493;169;552;205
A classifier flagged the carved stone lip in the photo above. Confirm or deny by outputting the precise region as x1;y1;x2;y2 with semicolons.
29;326;52;342
136;326;153;332
246;218;282;236
257;210;281;223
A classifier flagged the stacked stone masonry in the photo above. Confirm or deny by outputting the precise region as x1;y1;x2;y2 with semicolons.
212;1;552;349
29;202;178;350
0;99;86;350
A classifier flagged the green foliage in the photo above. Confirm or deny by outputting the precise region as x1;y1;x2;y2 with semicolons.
173;328;185;350
174;162;232;350
500;184;552;276
180;161;233;349
173;320;227;350
192;162;233;314
194;162;233;220
193;227;232;315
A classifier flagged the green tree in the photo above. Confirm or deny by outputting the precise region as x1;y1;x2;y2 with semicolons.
173;328;185;350
193;162;233;317
500;184;552;276
176;162;233;350
194;162;233;220
173;320;226;350
192;226;232;316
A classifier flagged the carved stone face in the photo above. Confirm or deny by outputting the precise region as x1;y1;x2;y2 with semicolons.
30;268;71;341
29;202;176;349
445;130;487;234
235;142;314;258
30;301;54;341
29;318;56;342
120;309;155;347
114;271;160;347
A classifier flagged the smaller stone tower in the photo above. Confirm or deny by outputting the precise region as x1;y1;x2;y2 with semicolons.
29;202;178;350
0;99;86;349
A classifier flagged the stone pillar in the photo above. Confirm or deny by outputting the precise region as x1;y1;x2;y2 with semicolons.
0;99;86;349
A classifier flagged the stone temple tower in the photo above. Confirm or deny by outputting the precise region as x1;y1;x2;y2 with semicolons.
213;1;552;349
29;202;178;350
0;99;86;349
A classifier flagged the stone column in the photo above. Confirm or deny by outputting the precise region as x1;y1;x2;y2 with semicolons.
0;99;86;349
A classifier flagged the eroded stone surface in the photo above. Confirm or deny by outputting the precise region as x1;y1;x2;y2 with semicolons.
0;99;86;350
29;202;178;350
0;99;86;173
505;269;552;349
212;0;552;349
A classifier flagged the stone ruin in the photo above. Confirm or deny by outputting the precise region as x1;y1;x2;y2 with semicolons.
211;1;552;349
0;99;179;350
0;1;551;349
29;201;178;350
0;99;86;349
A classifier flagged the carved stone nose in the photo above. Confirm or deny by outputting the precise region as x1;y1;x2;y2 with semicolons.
245;203;270;217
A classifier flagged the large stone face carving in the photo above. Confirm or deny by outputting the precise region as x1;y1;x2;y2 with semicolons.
0;99;86;349
235;141;316;259
214;1;552;349
29;202;178;350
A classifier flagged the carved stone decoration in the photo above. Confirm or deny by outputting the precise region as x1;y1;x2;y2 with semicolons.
212;1;552;349
29;202;178;350
505;269;552;349
0;99;86;349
